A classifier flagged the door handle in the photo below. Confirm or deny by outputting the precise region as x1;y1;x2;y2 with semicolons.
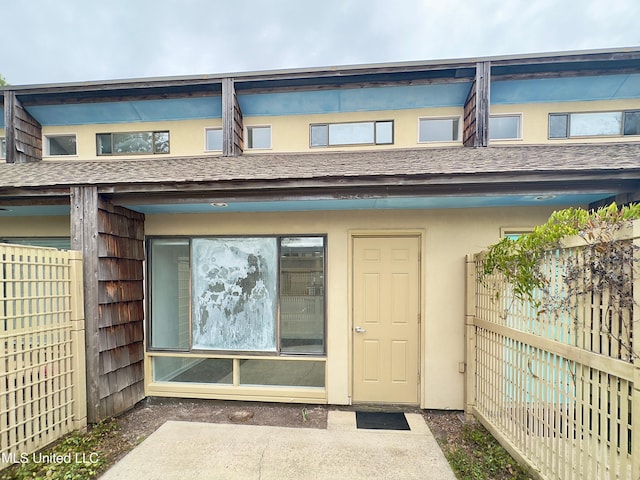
354;326;366;333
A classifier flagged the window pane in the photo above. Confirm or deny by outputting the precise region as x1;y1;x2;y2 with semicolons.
247;126;271;149
624;111;640;136
48;135;77;155
549;114;568;138
419;118;459;142
96;134;112;155
310;125;328;147
191;238;277;351
280;237;325;354
569;112;622;136
153;131;170;153
206;128;223;150
239;359;325;387
113;132;153;153
489;116;520;140
150;239;191;350
0;138;5;158
329;122;374;145
153;357;233;383
375;121;393;144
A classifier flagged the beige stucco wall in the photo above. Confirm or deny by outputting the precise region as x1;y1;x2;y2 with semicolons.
145;205;558;409
0;215;70;237
490;98;640;145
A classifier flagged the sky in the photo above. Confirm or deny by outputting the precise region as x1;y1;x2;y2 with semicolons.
2;0;639;86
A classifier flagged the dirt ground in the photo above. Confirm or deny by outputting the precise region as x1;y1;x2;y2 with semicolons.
106;398;465;465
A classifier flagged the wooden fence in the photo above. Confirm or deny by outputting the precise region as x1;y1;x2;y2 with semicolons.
1;244;86;469
466;222;640;480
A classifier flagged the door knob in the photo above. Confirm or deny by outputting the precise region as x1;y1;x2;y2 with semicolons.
355;326;366;333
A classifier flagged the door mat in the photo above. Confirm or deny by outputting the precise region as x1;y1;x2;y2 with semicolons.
355;411;410;430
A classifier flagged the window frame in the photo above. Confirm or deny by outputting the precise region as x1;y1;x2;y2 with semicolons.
309;120;394;148
245;125;272;150
146;234;327;357
489;114;522;141
548;110;640;139
96;130;170;156
44;133;78;157
417;116;461;143
204;127;223;152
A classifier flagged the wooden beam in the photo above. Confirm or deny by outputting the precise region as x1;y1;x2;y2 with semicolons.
4;91;16;163
222;78;243;156
70;186;101;423
476;62;490;147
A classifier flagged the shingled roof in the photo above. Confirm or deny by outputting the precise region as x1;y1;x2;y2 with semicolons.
1;143;639;195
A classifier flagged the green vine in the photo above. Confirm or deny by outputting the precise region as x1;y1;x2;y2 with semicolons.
481;203;640;307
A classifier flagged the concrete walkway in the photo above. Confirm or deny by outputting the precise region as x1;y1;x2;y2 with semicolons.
100;411;456;480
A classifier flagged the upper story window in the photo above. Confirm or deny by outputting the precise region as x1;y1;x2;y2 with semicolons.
97;131;169;156
0;137;5;158
489;114;521;140
205;128;223;151
45;134;77;156
246;125;271;149
418;117;460;142
310;120;393;147
549;110;640;139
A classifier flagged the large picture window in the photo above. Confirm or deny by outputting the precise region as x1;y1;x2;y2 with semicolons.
149;236;326;355
549;110;640;139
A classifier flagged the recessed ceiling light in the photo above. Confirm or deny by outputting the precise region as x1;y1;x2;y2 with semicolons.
0;207;12;212
534;195;556;201
210;202;228;208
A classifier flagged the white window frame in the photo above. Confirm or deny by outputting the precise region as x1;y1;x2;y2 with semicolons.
417;116;461;143
204;127;223;152
246;125;272;150
489;114;522;141
44;133;78;157
500;227;534;239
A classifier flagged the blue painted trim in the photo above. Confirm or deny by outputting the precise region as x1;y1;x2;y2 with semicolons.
492;74;640;104
238;83;472;116
26;97;222;126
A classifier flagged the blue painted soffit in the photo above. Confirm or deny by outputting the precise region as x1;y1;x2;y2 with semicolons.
238;82;473;116
25;97;223;126
492;73;640;104
0;193;612;217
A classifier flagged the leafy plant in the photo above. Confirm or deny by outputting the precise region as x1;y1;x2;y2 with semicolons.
1;419;121;480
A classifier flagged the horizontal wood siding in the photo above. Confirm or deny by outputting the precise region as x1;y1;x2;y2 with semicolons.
234;88;244;154
463;79;478;147
96;198;145;419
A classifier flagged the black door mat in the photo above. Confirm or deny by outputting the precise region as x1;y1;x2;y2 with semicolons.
355;411;410;430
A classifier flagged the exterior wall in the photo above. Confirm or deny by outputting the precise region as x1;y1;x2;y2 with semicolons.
145;205;558;409
490;98;640;145
41;119;222;160
0;215;70;236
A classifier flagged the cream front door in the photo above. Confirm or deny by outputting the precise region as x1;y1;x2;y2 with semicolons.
352;236;420;404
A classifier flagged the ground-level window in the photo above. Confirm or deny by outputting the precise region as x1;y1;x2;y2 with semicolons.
310;120;393;147
418;117;460;142
96;131;170;155
148;235;325;355
45;134;77;156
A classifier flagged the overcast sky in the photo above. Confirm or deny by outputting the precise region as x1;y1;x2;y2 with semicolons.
2;0;639;86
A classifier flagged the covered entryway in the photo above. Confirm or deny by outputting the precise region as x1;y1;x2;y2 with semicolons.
352;235;421;404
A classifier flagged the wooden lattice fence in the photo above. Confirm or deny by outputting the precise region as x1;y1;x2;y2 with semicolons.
466;222;640;480
1;244;86;469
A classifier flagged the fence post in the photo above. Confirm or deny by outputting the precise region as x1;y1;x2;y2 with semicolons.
69;251;87;431
632;220;640;480
465;254;477;421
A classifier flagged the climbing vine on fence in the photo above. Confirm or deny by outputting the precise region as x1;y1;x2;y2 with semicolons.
481;202;640;360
